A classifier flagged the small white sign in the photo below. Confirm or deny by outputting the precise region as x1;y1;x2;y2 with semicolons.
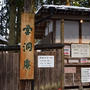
81;68;90;83
69;59;79;63
38;56;54;68
71;44;90;58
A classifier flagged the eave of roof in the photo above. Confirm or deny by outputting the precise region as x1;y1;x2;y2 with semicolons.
36;5;90;15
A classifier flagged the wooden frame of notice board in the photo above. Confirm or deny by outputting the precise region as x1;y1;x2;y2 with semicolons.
64;43;90;86
64;43;90;64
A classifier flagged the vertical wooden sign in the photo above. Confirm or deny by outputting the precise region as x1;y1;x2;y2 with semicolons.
20;13;34;79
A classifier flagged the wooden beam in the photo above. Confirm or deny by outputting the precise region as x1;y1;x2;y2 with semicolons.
35;43;64;50
60;19;64;90
64;85;90;89
0;44;64;51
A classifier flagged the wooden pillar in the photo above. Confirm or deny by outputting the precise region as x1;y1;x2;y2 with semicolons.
66;0;70;6
52;20;56;44
79;21;82;43
60;19;64;90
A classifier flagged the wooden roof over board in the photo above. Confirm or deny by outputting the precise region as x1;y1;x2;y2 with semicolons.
35;5;90;39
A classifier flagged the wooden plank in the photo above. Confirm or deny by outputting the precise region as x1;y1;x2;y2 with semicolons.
17;53;20;90
13;53;18;90
3;52;6;90
20;13;34;79
6;53;11;90
5;52;8;90
10;53;14;90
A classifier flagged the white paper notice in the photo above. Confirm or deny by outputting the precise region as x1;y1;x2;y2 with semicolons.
81;68;90;83
71;44;90;58
38;56;54;68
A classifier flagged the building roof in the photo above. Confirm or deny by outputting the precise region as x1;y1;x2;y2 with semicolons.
36;5;90;17
35;5;90;39
36;5;90;14
45;5;90;10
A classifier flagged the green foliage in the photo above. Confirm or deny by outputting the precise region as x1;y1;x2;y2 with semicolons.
71;0;90;7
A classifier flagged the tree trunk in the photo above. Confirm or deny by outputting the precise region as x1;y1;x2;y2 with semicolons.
24;0;34;13
66;0;70;6
8;1;16;45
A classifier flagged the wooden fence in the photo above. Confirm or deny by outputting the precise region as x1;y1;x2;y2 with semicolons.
0;51;19;90
0;50;90;90
0;50;62;90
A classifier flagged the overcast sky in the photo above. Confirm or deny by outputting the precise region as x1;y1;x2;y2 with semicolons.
0;0;3;5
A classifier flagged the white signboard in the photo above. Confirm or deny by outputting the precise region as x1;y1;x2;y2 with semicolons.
81;68;90;83
38;56;54;68
71;44;90;58
69;59;79;63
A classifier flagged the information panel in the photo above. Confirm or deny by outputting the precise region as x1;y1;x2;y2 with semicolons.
38;56;54;68
71;44;90;58
81;68;90;83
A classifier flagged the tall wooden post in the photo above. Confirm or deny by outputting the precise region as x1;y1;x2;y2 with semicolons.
20;0;35;90
66;0;70;6
60;19;64;90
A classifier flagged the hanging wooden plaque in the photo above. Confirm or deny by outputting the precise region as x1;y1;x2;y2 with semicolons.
20;13;34;79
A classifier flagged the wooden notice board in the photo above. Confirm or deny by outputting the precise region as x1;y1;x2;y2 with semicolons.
20;13;34;79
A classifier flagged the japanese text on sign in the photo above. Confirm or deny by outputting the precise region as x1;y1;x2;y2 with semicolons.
20;13;34;80
71;44;90;58
81;68;90;83
38;56;54;68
